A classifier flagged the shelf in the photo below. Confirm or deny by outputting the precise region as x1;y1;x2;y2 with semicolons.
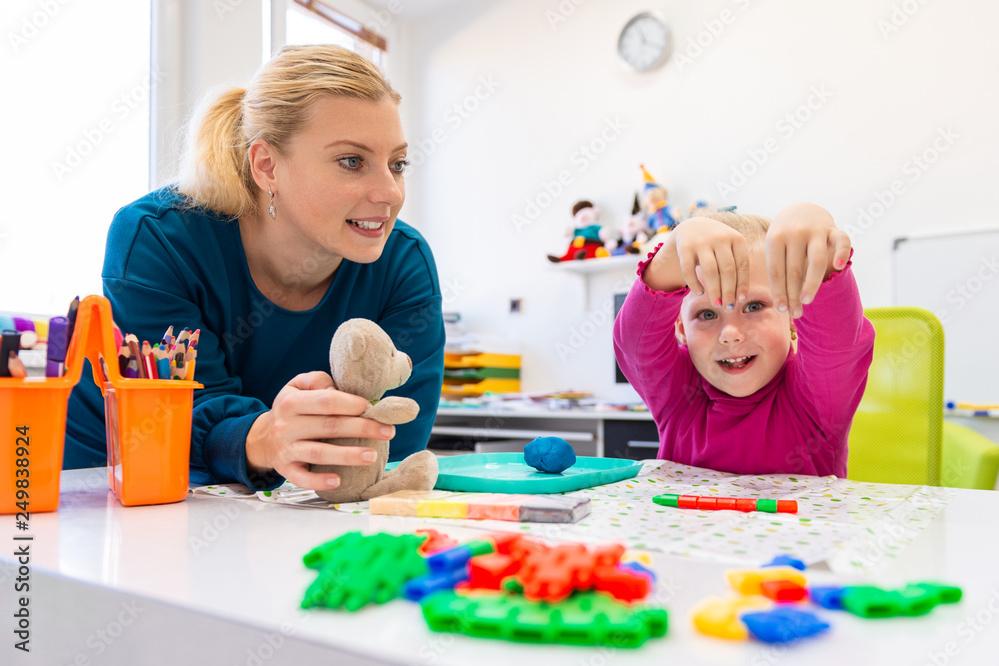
550;255;638;275
431;425;594;442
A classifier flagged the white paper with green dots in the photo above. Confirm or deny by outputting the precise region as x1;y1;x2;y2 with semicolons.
370;460;948;575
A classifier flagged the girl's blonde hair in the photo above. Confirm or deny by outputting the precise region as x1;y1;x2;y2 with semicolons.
176;45;400;219
694;210;771;243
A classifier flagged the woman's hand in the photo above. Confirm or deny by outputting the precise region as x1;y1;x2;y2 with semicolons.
644;216;751;308
766;203;852;318
244;371;395;490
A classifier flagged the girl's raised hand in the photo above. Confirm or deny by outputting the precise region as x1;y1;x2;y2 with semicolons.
765;203;852;318
668;216;751;309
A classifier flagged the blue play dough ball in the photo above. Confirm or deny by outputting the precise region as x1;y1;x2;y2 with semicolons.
524;437;576;474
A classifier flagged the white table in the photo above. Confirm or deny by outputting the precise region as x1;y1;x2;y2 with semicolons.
3;467;999;666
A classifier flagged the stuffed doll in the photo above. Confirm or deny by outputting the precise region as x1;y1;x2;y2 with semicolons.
547;200;611;262
640;164;677;233
618;192;650;254
312;319;438;503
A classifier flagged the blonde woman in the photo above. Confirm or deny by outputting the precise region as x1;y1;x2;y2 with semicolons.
66;46;444;492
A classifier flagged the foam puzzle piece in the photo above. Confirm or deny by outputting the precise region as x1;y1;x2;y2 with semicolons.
404;568;469;602
740;607;830;644
421;590;668;648
763;554;807;571
691;596;773;640
840;586;903;618
516;542;627;603
907;581;963;604
301;531;427;611
809;585;847;610
726;567;807;595
760;579;808;603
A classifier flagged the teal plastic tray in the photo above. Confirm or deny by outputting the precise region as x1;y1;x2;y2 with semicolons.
412;453;643;494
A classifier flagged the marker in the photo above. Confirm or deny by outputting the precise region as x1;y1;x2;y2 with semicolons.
46;316;69;377
1;330;22;377
33;318;49;343
65;296;80;347
13;317;35;333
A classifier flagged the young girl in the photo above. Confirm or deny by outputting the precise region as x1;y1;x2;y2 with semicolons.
613;203;875;476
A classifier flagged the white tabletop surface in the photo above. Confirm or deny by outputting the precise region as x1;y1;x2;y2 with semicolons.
4;467;999;666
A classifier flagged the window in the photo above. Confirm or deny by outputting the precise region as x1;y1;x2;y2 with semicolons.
284;0;386;67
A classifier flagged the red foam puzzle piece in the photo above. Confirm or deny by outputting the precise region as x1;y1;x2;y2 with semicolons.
760;579;808;603
467;553;521;590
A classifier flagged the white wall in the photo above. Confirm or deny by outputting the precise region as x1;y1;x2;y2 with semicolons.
151;0;267;186
396;0;999;400
0;0;151;314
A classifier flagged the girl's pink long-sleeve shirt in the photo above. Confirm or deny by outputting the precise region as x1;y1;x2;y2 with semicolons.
613;245;875;477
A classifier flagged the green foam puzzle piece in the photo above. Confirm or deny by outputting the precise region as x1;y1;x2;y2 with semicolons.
842;586;903;618
420;590;668;648
301;531;428;612
841;582;963;619
907;582;963;604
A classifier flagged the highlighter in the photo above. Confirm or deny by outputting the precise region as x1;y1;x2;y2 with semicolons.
46;316;69;377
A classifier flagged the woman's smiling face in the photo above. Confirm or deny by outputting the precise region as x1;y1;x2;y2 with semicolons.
273;95;409;264
677;245;793;397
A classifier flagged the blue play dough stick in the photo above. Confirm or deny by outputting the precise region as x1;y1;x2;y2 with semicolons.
524;436;577;474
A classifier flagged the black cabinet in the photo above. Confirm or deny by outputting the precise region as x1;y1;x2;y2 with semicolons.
603;419;660;460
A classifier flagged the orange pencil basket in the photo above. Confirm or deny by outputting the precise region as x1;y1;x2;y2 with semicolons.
0;295;202;513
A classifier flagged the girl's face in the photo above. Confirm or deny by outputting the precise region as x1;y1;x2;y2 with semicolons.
677;246;792;397
273;95;408;263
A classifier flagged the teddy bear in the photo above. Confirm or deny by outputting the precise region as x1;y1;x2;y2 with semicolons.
312;318;438;503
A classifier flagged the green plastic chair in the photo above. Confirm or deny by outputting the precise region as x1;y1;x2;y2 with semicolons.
941;421;999;490
847;307;999;489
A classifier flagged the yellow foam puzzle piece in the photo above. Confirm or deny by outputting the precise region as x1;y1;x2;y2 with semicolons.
725;567;807;595
691;595;773;640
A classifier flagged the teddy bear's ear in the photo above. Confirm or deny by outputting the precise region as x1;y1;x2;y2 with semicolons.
346;334;367;361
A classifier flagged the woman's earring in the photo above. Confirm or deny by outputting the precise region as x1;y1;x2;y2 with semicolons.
267;187;277;220
790;326;798;341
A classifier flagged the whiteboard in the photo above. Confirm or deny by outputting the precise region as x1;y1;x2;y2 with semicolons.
893;228;999;405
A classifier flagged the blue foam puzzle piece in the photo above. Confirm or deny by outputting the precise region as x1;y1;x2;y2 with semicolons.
741;607;830;644
524;436;577;474
427;545;475;574
403;568;469;602
763;554;806;571
809;585;847;610
620;561;657;583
